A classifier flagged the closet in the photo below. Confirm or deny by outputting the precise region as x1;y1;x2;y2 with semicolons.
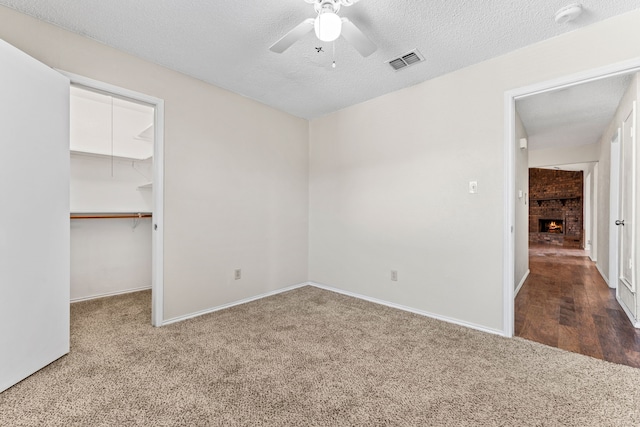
69;85;154;302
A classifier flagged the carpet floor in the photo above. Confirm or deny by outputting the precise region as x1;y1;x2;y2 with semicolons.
1;286;640;426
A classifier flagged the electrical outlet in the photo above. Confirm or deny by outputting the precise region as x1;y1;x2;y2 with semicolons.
391;270;398;281
234;269;241;280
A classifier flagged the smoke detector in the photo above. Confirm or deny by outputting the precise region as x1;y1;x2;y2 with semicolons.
555;3;583;24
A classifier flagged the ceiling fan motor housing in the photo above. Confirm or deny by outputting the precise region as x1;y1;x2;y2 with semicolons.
316;0;340;14
306;0;361;14
270;0;375;56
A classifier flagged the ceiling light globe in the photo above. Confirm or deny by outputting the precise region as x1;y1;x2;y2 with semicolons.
314;12;342;42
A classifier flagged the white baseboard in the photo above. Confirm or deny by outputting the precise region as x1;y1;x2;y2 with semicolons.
595;263;611;288
308;282;505;337
514;269;530;298
161;280;506;337
162;282;308;326
616;294;640;328
71;285;152;303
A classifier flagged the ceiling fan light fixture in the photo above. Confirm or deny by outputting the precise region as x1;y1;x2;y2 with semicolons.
314;12;342;42
554;3;583;24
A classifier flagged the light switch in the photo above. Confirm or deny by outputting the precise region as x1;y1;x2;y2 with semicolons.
469;181;478;194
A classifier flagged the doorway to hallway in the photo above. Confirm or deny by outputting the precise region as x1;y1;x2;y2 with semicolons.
516;244;640;367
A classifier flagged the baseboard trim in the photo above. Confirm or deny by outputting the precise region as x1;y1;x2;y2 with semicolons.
616;294;640;328
308;282;505;337
162;283;308;326
71;285;152;303
595;263;611;288
514;269;530;298
160;280;507;336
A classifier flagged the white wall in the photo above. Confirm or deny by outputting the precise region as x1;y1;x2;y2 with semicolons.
584;163;598;258
70;153;152;213
0;5;309;322
514;113;529;293
584;166;594;254
70;153;153;301
70;218;152;301
528;143;600;168
309;9;640;332
636;78;640;322
3;5;640;331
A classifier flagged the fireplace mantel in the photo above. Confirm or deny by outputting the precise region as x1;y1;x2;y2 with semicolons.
530;196;581;206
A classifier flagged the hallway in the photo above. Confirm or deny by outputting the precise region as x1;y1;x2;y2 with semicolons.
516;244;640;368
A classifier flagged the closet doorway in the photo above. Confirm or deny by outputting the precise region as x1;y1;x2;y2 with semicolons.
63;73;164;326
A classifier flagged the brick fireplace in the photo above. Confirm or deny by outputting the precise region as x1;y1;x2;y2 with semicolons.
529;168;583;248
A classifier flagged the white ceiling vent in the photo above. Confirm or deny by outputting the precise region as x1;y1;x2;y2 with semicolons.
388;50;424;71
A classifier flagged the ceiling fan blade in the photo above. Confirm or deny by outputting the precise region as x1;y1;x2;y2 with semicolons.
269;18;315;53
340;17;377;57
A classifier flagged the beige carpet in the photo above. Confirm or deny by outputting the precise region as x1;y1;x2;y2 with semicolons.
1;286;640;426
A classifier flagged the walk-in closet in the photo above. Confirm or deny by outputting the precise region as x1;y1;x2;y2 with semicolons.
69;85;154;305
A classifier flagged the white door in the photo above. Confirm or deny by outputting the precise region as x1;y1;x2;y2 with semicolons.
618;102;636;293
0;39;70;392
610;131;620;289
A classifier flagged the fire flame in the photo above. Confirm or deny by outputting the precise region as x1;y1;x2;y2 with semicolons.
548;221;561;231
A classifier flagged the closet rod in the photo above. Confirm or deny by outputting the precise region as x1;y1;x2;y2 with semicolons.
70;213;152;220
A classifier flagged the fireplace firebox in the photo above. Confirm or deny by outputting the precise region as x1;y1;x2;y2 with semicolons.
539;219;564;234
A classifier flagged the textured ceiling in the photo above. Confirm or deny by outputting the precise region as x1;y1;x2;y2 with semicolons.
1;0;639;118
516;74;632;151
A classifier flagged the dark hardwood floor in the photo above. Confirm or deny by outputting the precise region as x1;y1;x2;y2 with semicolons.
516;243;640;368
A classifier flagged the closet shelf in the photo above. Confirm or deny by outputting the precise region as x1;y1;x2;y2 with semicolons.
70;213;152;220
138;183;152;190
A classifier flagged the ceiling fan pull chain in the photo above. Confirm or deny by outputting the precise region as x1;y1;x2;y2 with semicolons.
332;41;336;68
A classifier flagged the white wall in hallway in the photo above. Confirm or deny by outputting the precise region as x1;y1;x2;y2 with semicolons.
529;143;599;168
514;112;529;292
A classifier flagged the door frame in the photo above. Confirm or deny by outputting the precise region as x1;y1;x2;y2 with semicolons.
58;71;165;327
503;57;640;337
592;163;598;263
585;170;592;252
609;128;621;289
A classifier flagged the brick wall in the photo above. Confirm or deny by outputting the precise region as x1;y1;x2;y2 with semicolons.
529;168;583;248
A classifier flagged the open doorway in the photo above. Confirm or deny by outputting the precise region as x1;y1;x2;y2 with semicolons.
62;73;165;326
505;65;640;367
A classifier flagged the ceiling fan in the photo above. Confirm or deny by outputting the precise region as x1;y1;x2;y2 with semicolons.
269;0;377;57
